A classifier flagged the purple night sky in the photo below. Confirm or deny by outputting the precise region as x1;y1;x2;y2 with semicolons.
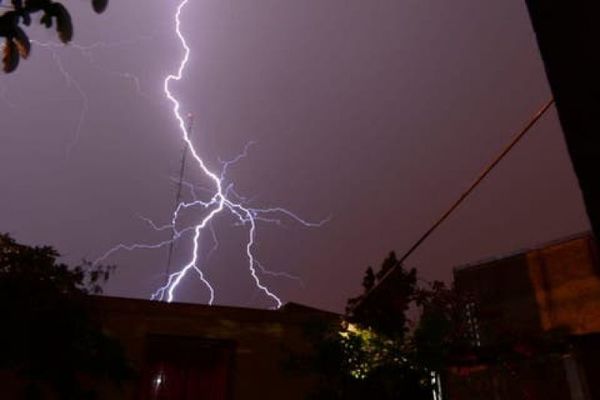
0;0;590;312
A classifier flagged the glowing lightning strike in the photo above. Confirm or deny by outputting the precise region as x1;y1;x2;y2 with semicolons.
3;2;321;307
95;0;327;308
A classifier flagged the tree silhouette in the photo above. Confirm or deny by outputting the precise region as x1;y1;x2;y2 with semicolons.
0;233;132;399
347;251;417;338
300;252;468;399
0;0;108;73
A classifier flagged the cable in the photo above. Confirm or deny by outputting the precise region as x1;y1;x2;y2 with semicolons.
359;98;555;302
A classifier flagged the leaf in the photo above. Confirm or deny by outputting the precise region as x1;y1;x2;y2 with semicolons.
22;13;31;26
91;0;108;14
2;39;19;73
52;3;72;43
0;11;18;37
13;26;30;59
40;13;52;28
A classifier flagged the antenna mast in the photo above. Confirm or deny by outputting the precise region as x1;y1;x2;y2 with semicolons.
164;113;193;285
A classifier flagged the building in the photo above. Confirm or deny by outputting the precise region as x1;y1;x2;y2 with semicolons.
449;233;600;400
39;296;336;400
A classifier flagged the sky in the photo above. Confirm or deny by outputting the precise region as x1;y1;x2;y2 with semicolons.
0;0;590;312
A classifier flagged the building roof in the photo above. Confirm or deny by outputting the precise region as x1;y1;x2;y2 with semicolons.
454;231;593;274
91;295;339;324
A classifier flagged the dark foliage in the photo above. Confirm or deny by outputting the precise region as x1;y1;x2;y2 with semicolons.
284;254;431;398
297;251;578;399
295;252;472;399
0;0;107;72
301;321;432;400
0;233;133;399
346;251;418;339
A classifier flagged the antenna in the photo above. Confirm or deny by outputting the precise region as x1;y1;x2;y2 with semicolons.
164;113;193;286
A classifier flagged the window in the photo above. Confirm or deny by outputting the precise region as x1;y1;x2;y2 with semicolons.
465;301;481;347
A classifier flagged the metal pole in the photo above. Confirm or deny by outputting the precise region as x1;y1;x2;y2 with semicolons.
164;114;193;283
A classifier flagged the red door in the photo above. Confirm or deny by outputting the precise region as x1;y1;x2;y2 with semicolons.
139;335;235;400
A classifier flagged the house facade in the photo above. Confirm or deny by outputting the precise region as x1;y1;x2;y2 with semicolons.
91;297;337;400
449;233;600;400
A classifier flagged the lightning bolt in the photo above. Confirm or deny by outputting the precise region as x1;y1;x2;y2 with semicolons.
96;0;328;309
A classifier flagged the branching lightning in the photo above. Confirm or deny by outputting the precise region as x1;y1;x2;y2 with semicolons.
95;0;328;308
28;36;154;155
2;0;324;308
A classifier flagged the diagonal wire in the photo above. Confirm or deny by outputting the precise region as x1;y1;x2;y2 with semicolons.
359;98;555;302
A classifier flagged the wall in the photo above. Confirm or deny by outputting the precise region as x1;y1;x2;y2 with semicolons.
91;297;337;400
455;234;600;341
450;234;600;399
527;235;600;334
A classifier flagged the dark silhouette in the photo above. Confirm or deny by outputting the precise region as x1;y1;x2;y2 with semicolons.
0;0;108;72
525;1;600;240
0;233;132;399
300;252;465;399
347;252;418;338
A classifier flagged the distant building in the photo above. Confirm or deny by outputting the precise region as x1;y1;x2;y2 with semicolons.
91;297;338;400
449;233;600;400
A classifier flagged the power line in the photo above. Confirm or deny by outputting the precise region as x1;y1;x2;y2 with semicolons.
398;98;555;265
359;98;555;303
